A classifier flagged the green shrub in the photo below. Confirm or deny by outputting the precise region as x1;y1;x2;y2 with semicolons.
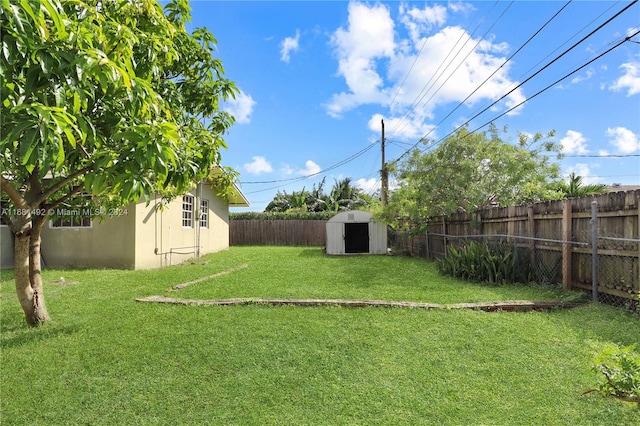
592;343;640;405
436;241;530;285
230;211;336;220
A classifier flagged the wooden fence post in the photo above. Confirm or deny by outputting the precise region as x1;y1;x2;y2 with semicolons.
443;216;448;257
591;201;599;302
562;199;572;291
637;192;639;300
507;206;516;243
528;205;535;273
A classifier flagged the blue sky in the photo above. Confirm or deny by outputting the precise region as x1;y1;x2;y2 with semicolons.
186;1;640;212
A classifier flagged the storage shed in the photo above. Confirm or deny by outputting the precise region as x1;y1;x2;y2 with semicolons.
326;211;387;255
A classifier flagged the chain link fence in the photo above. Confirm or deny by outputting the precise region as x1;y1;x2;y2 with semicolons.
388;228;640;313
595;235;639;311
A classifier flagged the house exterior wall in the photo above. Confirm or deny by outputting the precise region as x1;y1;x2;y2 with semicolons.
0;226;14;269
134;184;230;269
0;182;239;270
40;207;136;269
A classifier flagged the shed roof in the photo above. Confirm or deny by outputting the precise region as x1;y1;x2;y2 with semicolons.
327;210;373;223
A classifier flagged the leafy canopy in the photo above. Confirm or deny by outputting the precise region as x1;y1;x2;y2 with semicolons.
554;172;608;198
1;0;238;228
264;177;378;213
379;125;563;231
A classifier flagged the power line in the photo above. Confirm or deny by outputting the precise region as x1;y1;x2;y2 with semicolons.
386;1;504;140
390;0;638;165
464;28;640;137
241;141;379;194
394;1;516;140
405;27;640;194
387;0;573;162
418;0;573;150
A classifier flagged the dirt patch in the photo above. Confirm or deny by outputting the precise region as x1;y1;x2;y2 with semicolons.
48;279;79;286
171;263;249;290
136;296;583;312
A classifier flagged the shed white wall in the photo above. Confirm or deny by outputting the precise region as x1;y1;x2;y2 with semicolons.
326;222;344;255
326;211;387;255
368;222;388;255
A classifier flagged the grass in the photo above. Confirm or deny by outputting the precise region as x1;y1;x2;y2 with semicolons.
1;246;639;425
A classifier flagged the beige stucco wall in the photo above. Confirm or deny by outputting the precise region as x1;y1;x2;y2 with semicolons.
134;184;230;269
0;183;232;270
0;226;14;269
40;207;136;269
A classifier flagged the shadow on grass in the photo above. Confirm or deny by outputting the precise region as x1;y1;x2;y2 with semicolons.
297;248;324;257
551;303;640;348
0;309;80;349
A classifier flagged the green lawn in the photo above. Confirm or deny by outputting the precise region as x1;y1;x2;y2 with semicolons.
1;246;639;425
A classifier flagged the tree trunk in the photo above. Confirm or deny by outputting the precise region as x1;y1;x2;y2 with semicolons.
14;223;50;326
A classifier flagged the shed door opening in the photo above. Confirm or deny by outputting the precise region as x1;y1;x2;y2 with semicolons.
345;223;369;253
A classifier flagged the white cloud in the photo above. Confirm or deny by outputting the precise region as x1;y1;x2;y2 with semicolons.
609;61;640;96
570;69;594;85
565;164;601;185
606;126;640;153
280;164;295;176
354;177;379;194
297;160;321;176
325;2;525;131
223;90;256;124
326;1;395;118
448;1;476;14
368;113;435;140
560;130;589;154
243;156;273;174
400;3;447;42
280;30;300;63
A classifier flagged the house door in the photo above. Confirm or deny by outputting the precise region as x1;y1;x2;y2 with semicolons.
345;223;369;253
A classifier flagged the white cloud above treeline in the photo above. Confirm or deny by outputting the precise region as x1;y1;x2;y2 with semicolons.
607;126;640;153
244;156;273;174
325;1;525;140
560;130;589;154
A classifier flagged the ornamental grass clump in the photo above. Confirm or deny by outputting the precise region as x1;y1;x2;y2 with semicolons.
436;241;530;285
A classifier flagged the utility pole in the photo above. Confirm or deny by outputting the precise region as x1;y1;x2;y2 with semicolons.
381;119;388;206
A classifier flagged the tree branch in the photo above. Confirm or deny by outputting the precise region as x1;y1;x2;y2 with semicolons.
37;165;94;205
0;176;28;209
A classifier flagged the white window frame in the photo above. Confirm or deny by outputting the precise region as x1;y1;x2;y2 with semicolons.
182;195;194;228
200;199;209;228
50;216;92;229
50;195;93;229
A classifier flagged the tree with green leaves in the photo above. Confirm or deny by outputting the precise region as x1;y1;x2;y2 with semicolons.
327;177;368;212
264;177;377;213
555;173;608;198
0;0;238;325
379;125;563;231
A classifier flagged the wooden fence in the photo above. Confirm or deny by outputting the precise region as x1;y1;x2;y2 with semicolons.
393;190;640;304
230;220;326;246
